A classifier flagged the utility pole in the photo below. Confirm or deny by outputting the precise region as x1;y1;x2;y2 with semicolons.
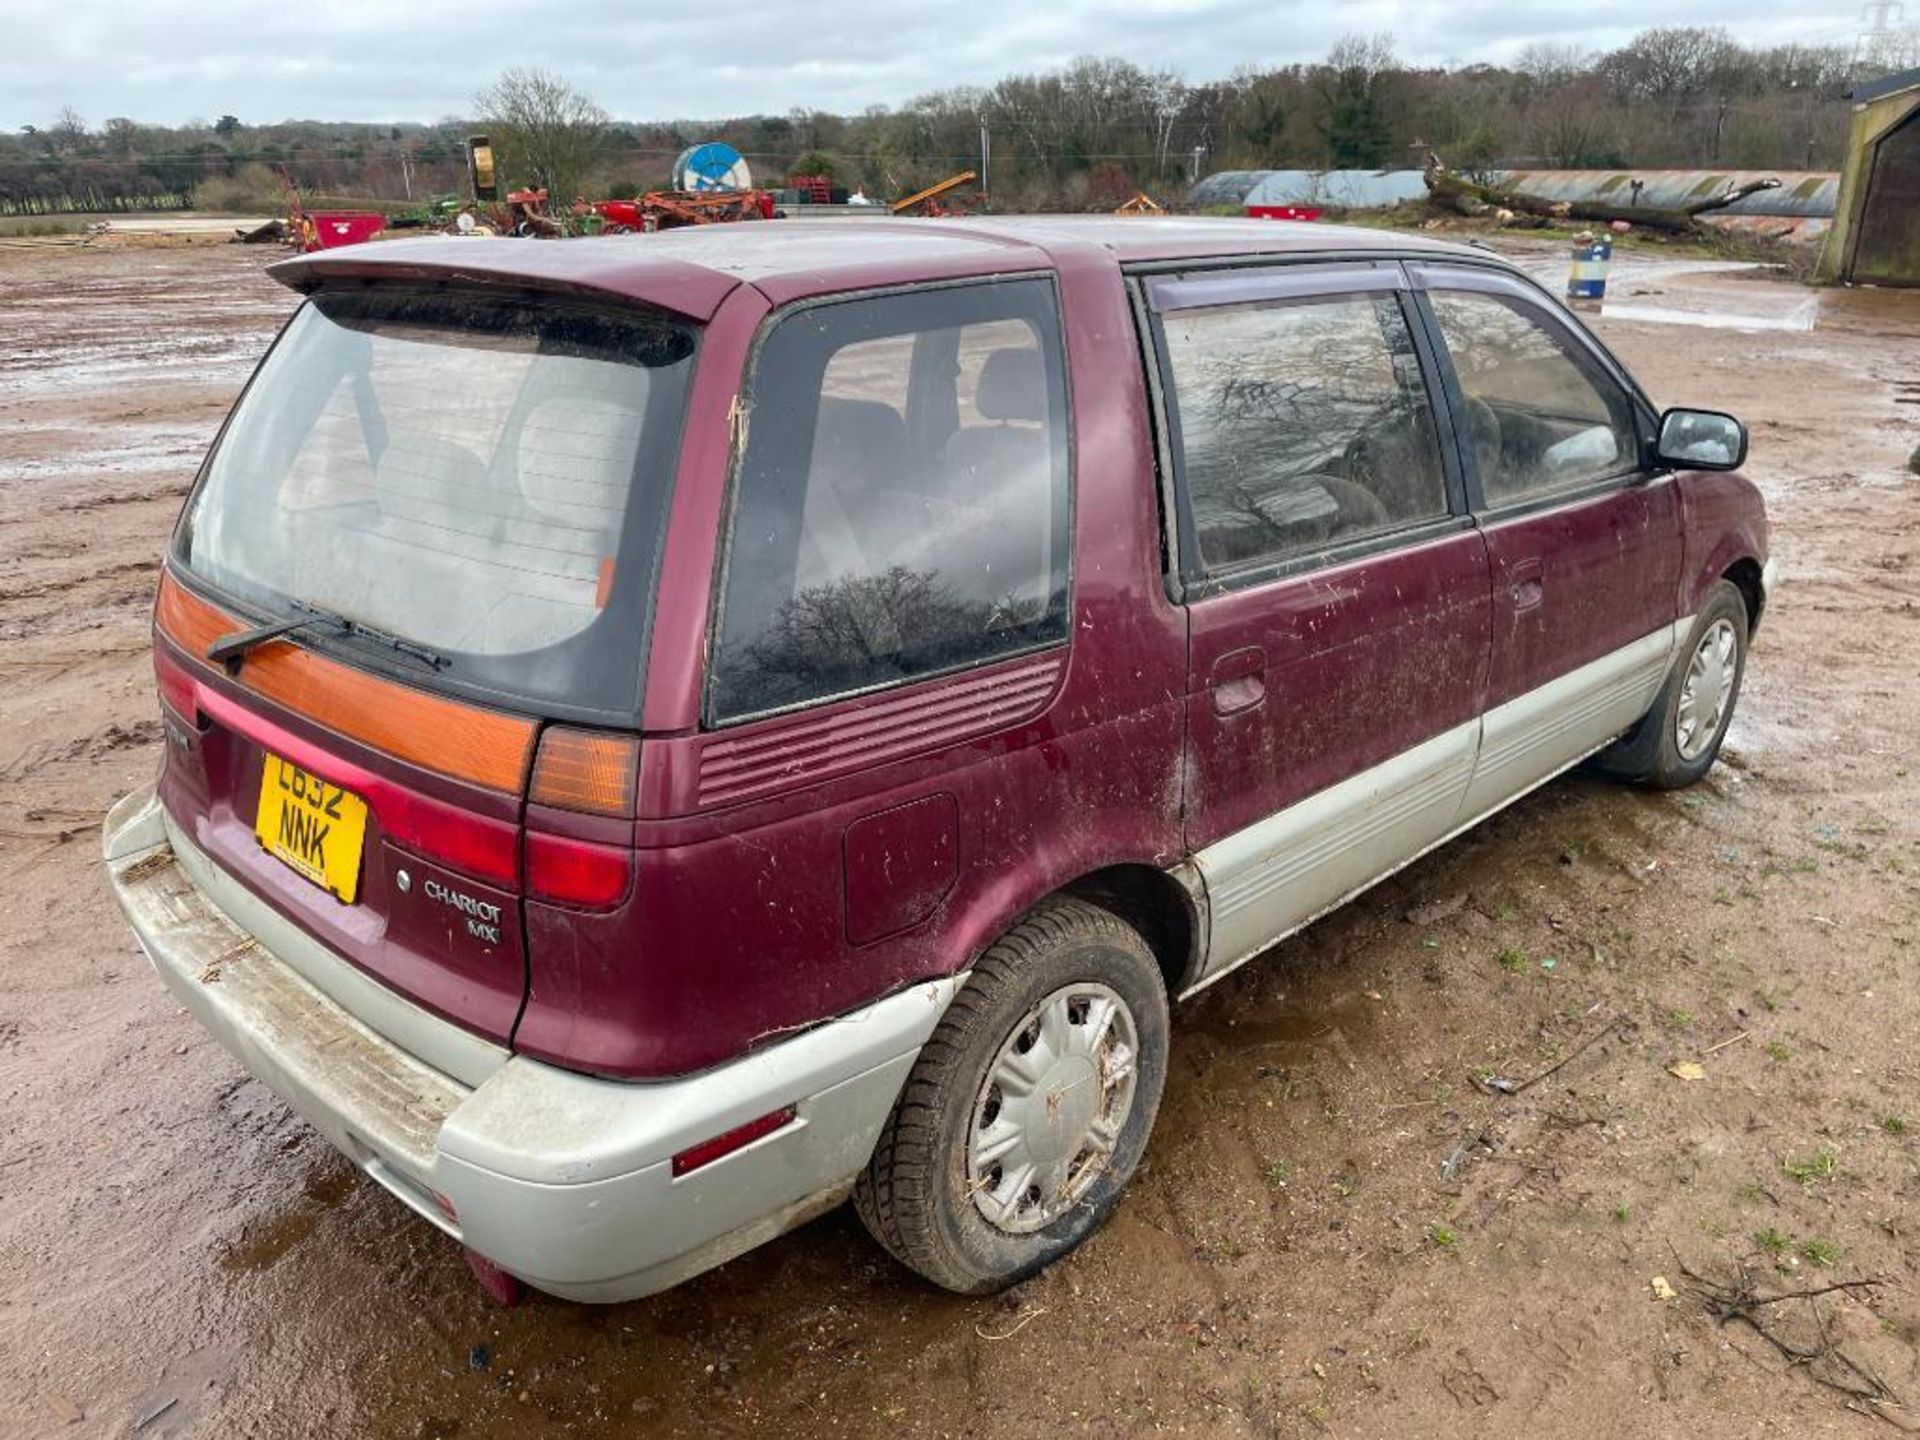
1855;0;1908;71
978;117;991;203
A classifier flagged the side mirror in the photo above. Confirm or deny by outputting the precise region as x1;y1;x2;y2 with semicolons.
1656;407;1748;471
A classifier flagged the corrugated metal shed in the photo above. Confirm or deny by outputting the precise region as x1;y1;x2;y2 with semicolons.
1191;165;1839;243
1193;167;1837;217
1187;170;1274;207
1501;170;1839;218
1189;169;1431;210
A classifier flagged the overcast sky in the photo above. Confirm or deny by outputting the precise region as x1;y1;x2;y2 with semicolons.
3;0;1872;131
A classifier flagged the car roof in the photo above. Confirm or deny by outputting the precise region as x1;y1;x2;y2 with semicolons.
272;215;1495;321
927;214;1486;265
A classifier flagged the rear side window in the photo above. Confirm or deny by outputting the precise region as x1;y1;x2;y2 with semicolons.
709;280;1070;723
1427;290;1639;505
1161;293;1448;574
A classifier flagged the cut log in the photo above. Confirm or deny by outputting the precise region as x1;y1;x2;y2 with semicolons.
1423;156;1569;227
1680;176;1784;215
1421;156;1781;236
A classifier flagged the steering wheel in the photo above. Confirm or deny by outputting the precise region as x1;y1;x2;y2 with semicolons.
1310;475;1392;531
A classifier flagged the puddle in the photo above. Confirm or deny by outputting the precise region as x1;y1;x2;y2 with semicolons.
217;1163;357;1273
0;420;215;485
219;1209;321;1273
1191;1008;1339;1051
1595;297;1819;332
1517;254;1830;332
1721;689;1836;762
1179;965;1387;1083
0;334;268;396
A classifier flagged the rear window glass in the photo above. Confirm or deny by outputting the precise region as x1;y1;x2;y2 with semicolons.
709;279;1070;723
174;289;695;717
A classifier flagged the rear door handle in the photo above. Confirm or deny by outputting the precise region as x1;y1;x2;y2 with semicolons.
1208;646;1267;716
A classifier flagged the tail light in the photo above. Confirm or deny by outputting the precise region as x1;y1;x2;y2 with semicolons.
154;643;199;727
529;728;638;816
192;682;520;887
525;727;638;909
526;831;631;909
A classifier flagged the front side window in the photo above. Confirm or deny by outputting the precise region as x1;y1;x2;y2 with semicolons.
1427;290;1640;506
1161;292;1449;575
710;280;1070;722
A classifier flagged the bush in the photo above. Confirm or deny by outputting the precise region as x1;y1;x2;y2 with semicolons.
1084;162;1139;211
0;216;88;236
789;150;842;183
191;163;284;214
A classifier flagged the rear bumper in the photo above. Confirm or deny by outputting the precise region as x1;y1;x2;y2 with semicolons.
103;785;959;1302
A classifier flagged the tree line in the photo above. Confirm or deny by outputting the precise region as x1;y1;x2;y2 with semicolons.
4;27;1909;216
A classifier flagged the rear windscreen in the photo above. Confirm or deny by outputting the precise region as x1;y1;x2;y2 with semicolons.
174;288;695;718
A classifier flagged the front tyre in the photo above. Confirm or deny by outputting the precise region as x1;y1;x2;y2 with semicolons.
853;898;1169;1294
1594;578;1749;789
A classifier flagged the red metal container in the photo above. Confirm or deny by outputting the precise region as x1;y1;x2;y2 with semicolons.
299;211;386;251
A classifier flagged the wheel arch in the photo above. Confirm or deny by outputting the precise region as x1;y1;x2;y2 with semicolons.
1059;861;1206;996
1674;469;1769;634
952;855;1207;1001
1721;556;1765;636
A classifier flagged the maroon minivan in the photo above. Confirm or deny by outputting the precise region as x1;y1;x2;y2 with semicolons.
105;217;1773;1301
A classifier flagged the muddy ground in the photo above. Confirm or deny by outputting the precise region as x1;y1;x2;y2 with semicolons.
1;239;1916;1439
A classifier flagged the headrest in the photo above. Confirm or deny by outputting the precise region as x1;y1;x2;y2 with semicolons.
516;397;638;516
975;348;1046;423
813;397;907;464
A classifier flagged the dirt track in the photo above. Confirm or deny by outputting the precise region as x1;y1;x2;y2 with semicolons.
2;240;1917;1439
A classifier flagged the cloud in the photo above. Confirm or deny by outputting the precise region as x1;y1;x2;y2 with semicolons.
1;0;1863;130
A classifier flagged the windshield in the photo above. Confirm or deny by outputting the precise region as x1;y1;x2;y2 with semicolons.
175;287;695;718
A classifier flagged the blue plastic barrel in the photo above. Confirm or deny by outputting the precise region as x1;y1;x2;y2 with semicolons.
1567;236;1613;300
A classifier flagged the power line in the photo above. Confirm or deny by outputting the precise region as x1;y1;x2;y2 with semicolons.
1856;0;1912;66
0;143;1213;175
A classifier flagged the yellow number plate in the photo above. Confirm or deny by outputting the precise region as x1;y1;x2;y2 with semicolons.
254;754;369;904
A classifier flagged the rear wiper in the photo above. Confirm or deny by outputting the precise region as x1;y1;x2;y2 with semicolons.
206;601;447;674
335;616;448;673
205;603;348;672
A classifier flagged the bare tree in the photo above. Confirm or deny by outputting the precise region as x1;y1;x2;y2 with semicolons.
1316;34;1400;168
472;68;609;205
49;107;89;155
5;30;1880;221
1529;72;1618;167
1516;43;1592;91
1599;27;1743;111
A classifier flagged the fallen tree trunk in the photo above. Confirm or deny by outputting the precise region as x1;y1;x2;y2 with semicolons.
1422;156;1781;235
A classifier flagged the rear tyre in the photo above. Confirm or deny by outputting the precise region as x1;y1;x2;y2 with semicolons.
1593;579;1748;790
853;897;1169;1295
